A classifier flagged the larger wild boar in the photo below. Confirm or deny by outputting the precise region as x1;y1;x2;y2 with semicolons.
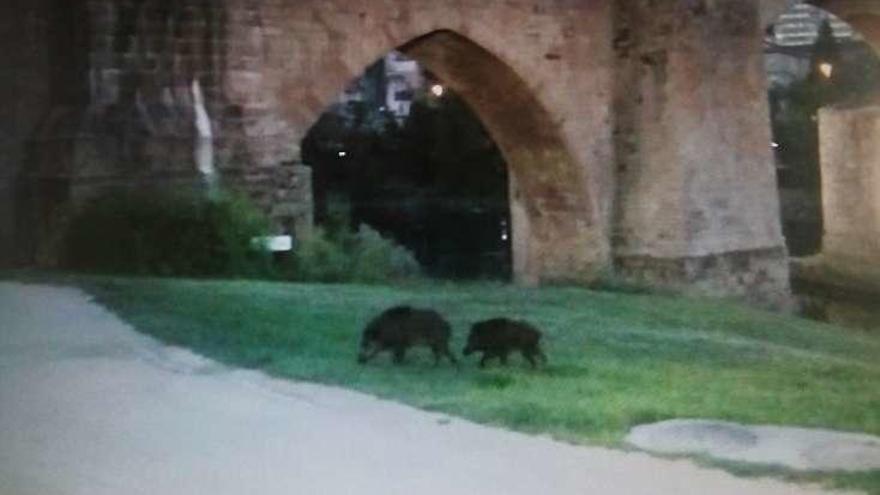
357;306;458;365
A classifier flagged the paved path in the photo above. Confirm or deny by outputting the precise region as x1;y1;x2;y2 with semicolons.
627;419;880;472
0;282;846;494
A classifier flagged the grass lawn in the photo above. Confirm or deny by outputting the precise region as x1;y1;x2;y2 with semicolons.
18;274;880;492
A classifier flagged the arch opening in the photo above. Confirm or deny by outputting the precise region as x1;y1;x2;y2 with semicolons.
296;30;598;285
764;1;880;257
302;53;512;280
765;0;880;327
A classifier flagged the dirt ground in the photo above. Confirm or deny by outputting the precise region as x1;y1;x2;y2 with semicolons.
0;282;846;494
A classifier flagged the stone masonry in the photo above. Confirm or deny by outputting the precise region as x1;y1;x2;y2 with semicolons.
0;0;836;305
813;105;880;287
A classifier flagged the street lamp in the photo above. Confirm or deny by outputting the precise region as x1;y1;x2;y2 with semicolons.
430;84;445;97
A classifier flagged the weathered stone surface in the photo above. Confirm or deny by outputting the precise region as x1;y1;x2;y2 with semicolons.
813;105;880;284
0;0;52;266
613;0;790;303
0;0;800;302
617;247;792;309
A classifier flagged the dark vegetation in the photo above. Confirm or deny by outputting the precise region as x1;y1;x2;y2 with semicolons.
61;190;420;284
303;76;512;280
62;190;272;277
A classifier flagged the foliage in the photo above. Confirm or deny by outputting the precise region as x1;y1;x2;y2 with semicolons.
302;68;511;280
285;222;421;284
62;189;273;277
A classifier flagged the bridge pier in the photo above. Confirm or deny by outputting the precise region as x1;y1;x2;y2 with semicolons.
2;0;802;305
613;0;792;306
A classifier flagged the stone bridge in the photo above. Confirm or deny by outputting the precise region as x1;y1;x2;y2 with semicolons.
1;0;877;304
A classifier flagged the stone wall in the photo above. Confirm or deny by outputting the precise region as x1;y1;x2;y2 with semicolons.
0;0;52;266
11;0;312;262
0;0;795;304
613;0;791;305
257;0;617;285
815;105;880;283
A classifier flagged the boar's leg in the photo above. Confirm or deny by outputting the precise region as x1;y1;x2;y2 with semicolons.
358;345;383;365
522;349;538;368
523;344;547;368
443;345;459;365
479;352;493;368
479;351;503;368
537;347;548;365
392;346;407;365
499;351;509;366
431;344;458;365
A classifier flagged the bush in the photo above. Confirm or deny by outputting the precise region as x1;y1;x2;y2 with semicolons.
287;227;351;282
63;189;273;277
286;224;421;283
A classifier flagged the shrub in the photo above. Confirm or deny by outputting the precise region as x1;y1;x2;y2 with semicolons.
286;224;421;283
63;189;272;277
287;227;351;283
349;225;422;283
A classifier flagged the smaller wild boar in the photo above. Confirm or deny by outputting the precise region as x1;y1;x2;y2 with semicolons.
357;306;458;365
463;318;547;368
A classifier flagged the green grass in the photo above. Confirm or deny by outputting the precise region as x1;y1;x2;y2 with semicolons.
12;273;880;493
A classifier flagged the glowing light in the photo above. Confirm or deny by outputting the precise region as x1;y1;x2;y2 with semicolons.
819;62;834;79
338;151;347;158
430;84;445;97
771;142;780;149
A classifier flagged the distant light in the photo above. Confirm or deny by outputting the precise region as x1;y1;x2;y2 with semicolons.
338;151;347;158
430;84;445;97
819;62;834;79
771;142;780;149
501;233;509;241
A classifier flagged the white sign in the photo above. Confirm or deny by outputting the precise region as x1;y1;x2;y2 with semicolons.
251;236;294;252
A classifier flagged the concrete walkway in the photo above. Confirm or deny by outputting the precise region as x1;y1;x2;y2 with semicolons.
0;282;846;494
627;419;880;472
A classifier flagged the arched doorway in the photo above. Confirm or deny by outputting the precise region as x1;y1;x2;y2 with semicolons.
302;52;513;280
765;0;880;326
286;29;603;285
765;1;880;257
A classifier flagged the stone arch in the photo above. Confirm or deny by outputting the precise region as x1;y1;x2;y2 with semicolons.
766;0;880;287
809;1;880;53
287;29;604;285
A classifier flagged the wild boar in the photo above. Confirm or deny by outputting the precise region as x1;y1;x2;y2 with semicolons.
358;306;458;365
463;318;546;368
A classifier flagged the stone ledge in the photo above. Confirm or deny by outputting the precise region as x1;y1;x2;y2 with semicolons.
615;247;792;309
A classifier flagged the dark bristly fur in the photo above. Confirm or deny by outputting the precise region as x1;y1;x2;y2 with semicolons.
463;318;547;368
357;306;458;365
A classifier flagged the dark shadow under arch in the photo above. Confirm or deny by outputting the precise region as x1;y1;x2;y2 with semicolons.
300;29;600;284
